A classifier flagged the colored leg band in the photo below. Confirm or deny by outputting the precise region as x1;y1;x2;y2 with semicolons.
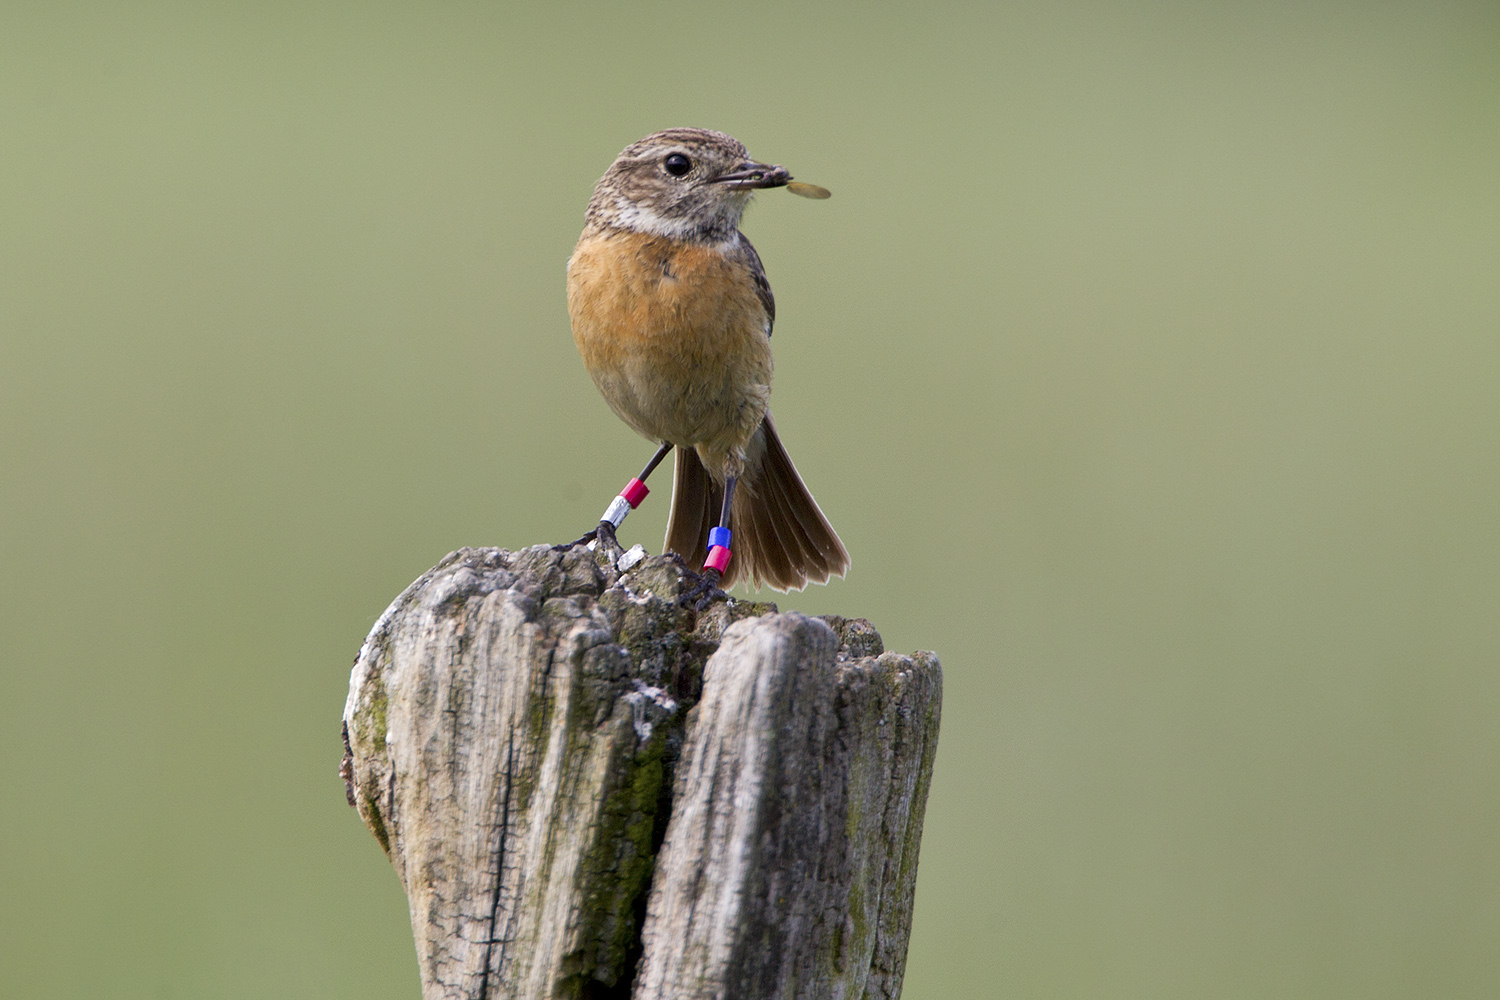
621;477;649;508
704;545;732;574
601;478;651;529
601;495;631;528
708;526;731;550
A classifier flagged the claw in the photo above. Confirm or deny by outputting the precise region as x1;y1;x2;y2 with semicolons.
551;520;623;558
678;566;731;612
551;526;599;552
593;520;623;559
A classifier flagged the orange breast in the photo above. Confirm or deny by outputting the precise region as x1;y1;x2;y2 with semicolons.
567;229;773;460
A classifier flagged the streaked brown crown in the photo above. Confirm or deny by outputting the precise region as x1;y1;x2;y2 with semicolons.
584;128;785;242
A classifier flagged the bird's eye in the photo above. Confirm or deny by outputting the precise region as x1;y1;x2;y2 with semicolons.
663;153;692;177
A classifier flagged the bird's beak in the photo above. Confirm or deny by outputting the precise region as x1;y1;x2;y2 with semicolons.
714;162;792;190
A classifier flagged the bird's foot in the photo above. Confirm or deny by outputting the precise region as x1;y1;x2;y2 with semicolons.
678;566;731;612
593;520;624;560
551;527;598;552
551;521;624;560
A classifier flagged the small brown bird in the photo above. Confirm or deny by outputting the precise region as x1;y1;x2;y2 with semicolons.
565;128;849;596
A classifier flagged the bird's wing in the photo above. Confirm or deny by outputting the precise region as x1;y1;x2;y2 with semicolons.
732;232;775;337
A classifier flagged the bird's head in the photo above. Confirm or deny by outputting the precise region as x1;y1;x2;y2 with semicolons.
584;128;791;241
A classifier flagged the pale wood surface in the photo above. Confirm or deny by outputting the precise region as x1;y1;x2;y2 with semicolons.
342;544;940;999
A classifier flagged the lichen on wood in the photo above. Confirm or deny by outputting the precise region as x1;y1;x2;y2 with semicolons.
342;544;940;999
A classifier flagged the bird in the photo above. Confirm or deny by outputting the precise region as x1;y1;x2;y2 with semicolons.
563;127;849;600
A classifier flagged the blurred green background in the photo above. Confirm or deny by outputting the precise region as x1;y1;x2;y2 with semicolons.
3;1;1498;997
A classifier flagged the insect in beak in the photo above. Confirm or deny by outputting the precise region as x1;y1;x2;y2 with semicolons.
714;162;792;190
786;181;831;199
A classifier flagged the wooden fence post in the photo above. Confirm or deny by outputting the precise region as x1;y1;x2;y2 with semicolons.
341;545;941;999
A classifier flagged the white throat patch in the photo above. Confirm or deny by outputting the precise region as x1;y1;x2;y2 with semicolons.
609;192;749;241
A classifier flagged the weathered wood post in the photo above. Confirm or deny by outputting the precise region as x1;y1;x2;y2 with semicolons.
341;544;941;999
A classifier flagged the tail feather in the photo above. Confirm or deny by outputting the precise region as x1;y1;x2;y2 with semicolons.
661;412;849;592
772;454;832;562
734;473;801;590
663;446;718;570
754;413;849;588
764;423;845;567
751;452;815;572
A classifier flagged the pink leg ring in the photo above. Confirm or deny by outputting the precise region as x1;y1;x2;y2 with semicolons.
620;478;649;508
704;545;732;574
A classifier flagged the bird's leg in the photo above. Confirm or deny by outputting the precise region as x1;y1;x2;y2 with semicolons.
555;441;672;554
681;476;736;610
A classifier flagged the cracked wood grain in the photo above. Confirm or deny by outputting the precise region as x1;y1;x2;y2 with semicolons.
634;614;942;1000
342;545;940;999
